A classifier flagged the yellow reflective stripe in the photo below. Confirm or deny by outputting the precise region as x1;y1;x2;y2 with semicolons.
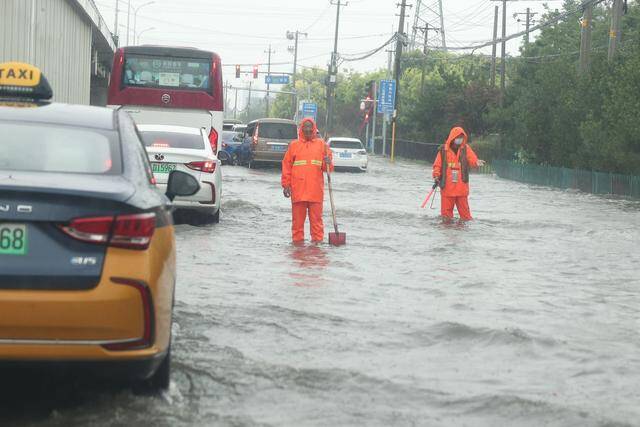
293;160;308;166
310;160;323;166
448;162;458;168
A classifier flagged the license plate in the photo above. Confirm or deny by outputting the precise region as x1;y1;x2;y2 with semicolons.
270;145;287;152
152;162;177;174
339;152;352;159
0;223;28;256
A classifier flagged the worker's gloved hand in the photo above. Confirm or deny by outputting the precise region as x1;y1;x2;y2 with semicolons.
477;159;486;167
434;177;440;187
283;187;291;198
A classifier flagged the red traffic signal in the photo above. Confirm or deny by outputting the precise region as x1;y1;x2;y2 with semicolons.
235;65;240;78
252;65;258;79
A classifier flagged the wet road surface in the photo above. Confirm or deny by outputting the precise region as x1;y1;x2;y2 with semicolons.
2;156;640;426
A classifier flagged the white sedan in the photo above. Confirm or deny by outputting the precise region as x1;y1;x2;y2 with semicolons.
327;137;368;172
138;124;222;222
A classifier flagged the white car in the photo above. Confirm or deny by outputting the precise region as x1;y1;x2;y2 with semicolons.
138;125;222;222
327;137;368;172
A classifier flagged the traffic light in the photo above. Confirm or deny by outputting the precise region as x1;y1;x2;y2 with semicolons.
235;65;240;78
252;65;259;79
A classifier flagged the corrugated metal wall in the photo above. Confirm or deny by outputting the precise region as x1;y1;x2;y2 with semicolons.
0;0;92;104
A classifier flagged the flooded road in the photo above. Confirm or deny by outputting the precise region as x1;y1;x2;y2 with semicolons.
4;156;640;426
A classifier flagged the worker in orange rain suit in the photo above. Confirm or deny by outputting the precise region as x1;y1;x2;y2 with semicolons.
282;118;334;243
432;126;486;220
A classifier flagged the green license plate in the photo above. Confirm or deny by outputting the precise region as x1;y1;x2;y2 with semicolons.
0;223;28;256
152;163;177;174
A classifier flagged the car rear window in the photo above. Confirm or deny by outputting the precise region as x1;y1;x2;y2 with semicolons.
140;131;205;149
259;122;297;140
0;121;120;174
331;140;363;150
222;131;243;142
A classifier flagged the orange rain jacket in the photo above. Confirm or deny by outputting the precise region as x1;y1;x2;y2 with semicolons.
432;127;479;197
281;118;334;203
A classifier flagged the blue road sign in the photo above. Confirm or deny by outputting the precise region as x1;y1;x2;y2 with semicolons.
302;102;318;121
377;79;396;114
265;75;290;85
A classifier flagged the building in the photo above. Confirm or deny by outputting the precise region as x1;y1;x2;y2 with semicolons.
0;0;115;105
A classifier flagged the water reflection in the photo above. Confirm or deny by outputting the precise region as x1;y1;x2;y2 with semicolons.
288;243;329;287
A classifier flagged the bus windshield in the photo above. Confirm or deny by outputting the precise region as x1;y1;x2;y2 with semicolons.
123;54;211;92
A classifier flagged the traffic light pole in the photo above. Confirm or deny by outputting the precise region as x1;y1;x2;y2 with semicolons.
265;45;274;117
370;81;377;153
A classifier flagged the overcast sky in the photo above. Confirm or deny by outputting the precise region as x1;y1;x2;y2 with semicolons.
95;0;566;94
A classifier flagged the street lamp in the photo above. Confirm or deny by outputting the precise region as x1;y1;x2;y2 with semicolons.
137;26;155;45
133;1;155;45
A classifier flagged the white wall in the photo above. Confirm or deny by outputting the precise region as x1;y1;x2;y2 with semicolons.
0;0;92;104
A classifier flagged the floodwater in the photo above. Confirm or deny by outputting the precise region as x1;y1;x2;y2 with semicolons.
3;156;640;426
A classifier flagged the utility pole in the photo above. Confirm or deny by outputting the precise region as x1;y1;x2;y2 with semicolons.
288;30;307;119
491;5;499;87
114;0;120;46
608;0;624;62
126;0;131;45
438;0;446;51
265;45;274;117
391;0;409;162
224;80;228;116
247;80;252;119
579;1;593;73
326;0;346;137
234;87;238;120
514;8;537;48
500;0;507;100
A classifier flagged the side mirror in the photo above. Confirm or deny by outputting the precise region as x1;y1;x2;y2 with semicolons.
165;170;200;201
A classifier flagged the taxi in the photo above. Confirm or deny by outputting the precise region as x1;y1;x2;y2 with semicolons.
0;63;199;390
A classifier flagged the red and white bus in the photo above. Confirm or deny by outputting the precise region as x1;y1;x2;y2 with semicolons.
107;45;223;154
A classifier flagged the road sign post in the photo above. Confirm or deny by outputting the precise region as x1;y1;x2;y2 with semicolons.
378;80;396;157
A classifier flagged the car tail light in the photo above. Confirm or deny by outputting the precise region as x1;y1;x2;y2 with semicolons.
110;213;156;249
252;123;259;145
60;216;113;244
208;128;219;153
103;278;154;351
60;213;156;250
186;160;216;173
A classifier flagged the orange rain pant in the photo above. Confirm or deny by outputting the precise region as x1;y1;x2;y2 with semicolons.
292;201;324;242
441;196;472;220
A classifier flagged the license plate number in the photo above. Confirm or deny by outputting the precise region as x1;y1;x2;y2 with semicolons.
0;223;28;256
152;162;177;174
270;145;287;152
339;152;352;158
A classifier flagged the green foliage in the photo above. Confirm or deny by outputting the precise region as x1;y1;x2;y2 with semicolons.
268;0;640;173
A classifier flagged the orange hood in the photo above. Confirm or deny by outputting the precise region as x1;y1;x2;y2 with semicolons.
445;126;468;149
298;117;319;142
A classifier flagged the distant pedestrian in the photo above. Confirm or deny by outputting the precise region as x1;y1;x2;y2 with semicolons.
281;118;333;243
432;126;485;220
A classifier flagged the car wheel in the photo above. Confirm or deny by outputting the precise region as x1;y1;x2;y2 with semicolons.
231;153;239;166
211;208;220;223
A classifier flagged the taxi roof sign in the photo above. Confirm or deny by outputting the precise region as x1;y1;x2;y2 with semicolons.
0;62;52;100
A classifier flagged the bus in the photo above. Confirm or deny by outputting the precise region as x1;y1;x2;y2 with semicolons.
107;45;223;154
